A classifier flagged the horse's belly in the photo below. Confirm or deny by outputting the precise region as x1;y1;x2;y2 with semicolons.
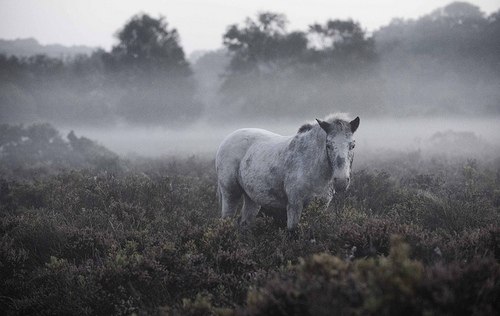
246;187;287;209
239;148;288;209
239;171;287;208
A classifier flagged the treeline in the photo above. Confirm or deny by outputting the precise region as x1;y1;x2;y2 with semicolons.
1;2;499;126
0;14;201;126
217;13;379;119
375;1;500;116
215;2;500;118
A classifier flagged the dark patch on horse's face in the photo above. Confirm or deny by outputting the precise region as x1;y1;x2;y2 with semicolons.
298;123;313;133
336;156;346;168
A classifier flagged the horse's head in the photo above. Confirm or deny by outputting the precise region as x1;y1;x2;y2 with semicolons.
316;116;360;192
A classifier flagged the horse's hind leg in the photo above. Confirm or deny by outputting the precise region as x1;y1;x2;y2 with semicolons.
240;193;260;226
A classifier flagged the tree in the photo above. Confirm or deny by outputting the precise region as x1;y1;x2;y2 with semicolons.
223;12;308;73
429;1;483;20
109;14;201;125
111;13;190;76
373;2;500;116
308;20;376;71
218;13;381;119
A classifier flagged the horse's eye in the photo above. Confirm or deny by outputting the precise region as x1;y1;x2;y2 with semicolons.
349;143;355;150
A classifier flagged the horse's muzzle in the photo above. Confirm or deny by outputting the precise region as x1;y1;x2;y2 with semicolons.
333;178;350;192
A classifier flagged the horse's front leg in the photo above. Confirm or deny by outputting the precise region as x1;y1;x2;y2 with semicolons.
286;200;303;231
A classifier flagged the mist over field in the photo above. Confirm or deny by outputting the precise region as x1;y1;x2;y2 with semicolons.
69;117;500;160
2;2;499;164
1;1;500;315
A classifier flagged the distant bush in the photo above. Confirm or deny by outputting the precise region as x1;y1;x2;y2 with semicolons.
0;123;121;178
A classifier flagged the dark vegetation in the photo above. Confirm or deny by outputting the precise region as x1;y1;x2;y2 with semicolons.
0;38;96;59
1;2;500;126
1;123;499;315
0;124;121;178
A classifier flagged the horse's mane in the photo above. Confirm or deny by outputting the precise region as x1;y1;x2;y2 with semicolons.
297;113;351;134
323;112;351;124
297;123;313;133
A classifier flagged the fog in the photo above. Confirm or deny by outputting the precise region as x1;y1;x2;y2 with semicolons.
1;2;500;165
69;117;500;162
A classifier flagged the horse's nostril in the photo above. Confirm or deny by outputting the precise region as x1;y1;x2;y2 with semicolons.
347;177;350;182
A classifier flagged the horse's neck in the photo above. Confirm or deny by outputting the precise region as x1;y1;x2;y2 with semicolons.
296;128;332;182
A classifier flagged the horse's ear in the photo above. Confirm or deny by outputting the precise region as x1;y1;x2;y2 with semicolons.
350;117;360;133
316;119;331;133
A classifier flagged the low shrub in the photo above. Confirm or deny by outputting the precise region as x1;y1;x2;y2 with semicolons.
0;152;499;314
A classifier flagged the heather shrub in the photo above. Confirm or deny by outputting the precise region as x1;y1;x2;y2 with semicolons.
0;151;499;314
239;237;500;316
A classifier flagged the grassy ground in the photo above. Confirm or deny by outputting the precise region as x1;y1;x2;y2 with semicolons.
1;152;499;315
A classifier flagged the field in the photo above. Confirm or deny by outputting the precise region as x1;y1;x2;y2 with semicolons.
2;1;500;314
1;124;500;315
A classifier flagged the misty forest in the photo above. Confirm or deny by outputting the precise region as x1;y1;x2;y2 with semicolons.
1;1;500;315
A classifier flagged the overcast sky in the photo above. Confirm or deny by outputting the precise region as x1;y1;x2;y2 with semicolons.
1;0;499;55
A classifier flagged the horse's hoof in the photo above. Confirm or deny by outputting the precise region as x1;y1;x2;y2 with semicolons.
238;220;253;232
287;228;299;240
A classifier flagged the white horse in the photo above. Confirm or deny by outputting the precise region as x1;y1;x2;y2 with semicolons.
215;114;360;230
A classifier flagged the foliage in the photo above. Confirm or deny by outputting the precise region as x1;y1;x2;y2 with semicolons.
2;2;500;123
0;132;499;314
0;123;121;177
212;2;500;119
109;14;201;125
239;237;500;316
375;2;500;115
223;12;308;73
308;19;377;70
0;14;200;126
218;12;380;119
111;14;190;75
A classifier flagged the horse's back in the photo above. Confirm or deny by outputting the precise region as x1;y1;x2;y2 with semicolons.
216;128;280;164
216;128;283;191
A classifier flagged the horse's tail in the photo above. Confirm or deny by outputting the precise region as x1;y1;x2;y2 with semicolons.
216;181;222;211
215;158;221;212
